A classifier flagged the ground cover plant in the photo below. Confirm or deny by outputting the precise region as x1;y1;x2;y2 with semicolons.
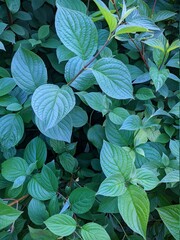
0;0;179;239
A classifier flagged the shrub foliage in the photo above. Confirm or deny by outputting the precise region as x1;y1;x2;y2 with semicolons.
0;0;179;239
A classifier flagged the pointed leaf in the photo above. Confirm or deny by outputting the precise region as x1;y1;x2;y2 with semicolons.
92;58;133;99
150;67;169;91
97;174;127;197
44;214;76;237
93;0;117;32
35;115;73;143
0;77;16;96
11;47;47;94
118;185;150;239
116;25;148;35
55;7;98;59
157;205;180;240
0;114;24;149
32;84;75;130
100;141;134;179
81;222;110;240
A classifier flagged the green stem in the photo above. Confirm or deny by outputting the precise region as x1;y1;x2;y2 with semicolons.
111;214;128;239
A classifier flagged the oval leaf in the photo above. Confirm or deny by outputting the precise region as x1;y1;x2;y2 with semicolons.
81;222;110;240
55;7;98;59
92;58;133;99
11;47;47;94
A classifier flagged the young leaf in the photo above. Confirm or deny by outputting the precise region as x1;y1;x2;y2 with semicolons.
93;0;117;32
11;47;47;94
150;67;169;91
32;84;75;130
55;7;98;59
44;214;76;237
97;174;127;197
2;157;28;182
0;202;22;230
118;185;150;239
100;141;134;179
92;58;133;99
157;205;180;240
81;222;110;240
109;107;130;125
24;137;47;169
115;25;148;35
35;115;73;143
167;39;180;53
69;187;96;214
0;114;24;149
38;25;50;40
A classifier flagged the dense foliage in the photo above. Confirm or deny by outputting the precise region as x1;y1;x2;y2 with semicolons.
0;0;179;239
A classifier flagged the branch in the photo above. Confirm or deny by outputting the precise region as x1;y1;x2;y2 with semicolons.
111;0;121;19
67;37;111;86
8;194;29;207
152;0;157;16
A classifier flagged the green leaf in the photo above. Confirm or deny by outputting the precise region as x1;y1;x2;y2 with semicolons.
84;92;111;115
55;7;98;59
10;24;26;36
65;56;96;90
24;137;47;169
68;106;88;128
169;140;179;159
87;124;105;149
56;0;86;13
32;84;75;130
69;187;96;214
11;47;47;94
133;168;159;190
29;227;57;240
93;0;117;32
143;38;165;52
150;67;169;91
56;45;75;63
38;25;50;40
120;115;142;131
97;174;126;197
81;222;110;240
161;170;179;183
135;87;155;100
1;157;28;182
28;198;49;225
6;102;22;111
35;115;73;143
153;10;177;22
0;114;24;149
157;205;180;240
12;175;26;189
59;152;78;173
28;166;58;201
44;214;76;237
109;107;129;125
0;23;7;35
100;141;134;179
115;25;148;35
118;185;150;239
167;39;180;53
0;78;16;96
0;202;22;230
5;0;20;13
92;58;133;99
